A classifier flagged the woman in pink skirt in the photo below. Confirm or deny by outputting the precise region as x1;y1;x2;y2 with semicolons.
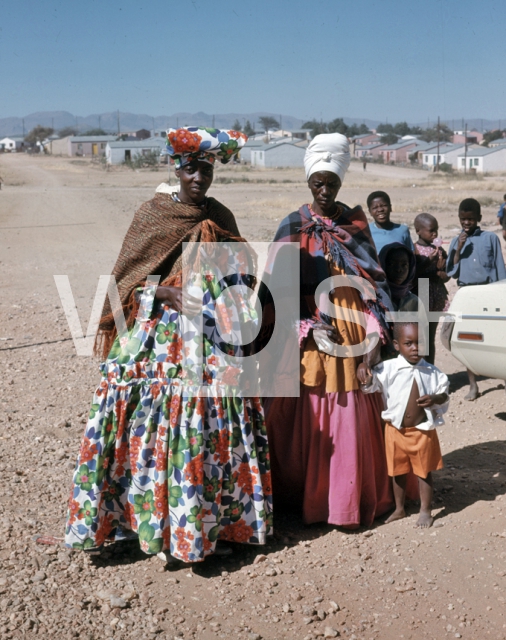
261;133;394;528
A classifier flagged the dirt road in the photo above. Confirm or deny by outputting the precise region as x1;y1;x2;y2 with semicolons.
1;153;506;640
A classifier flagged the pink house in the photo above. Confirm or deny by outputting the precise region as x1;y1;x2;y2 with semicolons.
351;133;381;147
452;131;484;144
354;142;386;159
380;140;418;163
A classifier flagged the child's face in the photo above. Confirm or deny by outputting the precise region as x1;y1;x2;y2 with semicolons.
369;197;391;225
385;248;410;285
393;324;422;364
417;220;438;244
458;210;481;235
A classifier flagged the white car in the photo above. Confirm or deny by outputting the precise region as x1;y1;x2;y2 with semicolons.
441;280;506;379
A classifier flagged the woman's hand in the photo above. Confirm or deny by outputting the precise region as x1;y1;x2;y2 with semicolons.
155;286;201;314
356;362;372;385
313;321;339;343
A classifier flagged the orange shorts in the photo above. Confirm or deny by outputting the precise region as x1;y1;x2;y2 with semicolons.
384;421;443;479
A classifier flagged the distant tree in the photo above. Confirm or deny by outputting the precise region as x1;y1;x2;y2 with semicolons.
328;118;349;135
381;132;399;145
243;120;255;136
347;123;371;137
302;118;370;140
259;116;280;132
482;129;505;147
82;128;108;136
302;119;328;138
419;123;452;143
58;126;78;138
376;123;394;134
24;125;54;145
393;121;411;136
232;119;242;132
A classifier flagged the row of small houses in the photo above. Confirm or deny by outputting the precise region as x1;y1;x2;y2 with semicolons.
3;130;506;172
354;137;506;173
0;134;168;165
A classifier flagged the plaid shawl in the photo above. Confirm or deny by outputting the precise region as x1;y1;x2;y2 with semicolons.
95;193;242;358
258;203;392;351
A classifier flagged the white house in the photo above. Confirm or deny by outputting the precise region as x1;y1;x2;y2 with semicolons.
240;139;266;163
456;146;506;173
421;143;467;169
105;138;166;164
250;142;306;168
0;136;26;152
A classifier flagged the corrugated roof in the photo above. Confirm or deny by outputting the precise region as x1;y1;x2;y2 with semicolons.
70;135;118;142
252;142;305;152
107;140;165;149
380;140;418;151
357;142;386;150
423;143;466;154
457;146;506;157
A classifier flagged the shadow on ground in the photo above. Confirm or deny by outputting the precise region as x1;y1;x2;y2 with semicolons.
89;440;506;575
432;439;506;520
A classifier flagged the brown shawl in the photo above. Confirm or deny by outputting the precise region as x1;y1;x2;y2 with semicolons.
95;193;242;359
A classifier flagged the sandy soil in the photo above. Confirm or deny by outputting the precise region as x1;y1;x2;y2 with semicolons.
1;153;506;640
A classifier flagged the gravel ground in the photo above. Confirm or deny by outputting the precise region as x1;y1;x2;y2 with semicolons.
1;154;506;640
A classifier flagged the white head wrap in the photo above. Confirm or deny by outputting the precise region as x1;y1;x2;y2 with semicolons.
304;133;350;183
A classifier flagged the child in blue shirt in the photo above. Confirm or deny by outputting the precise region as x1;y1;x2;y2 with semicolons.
447;197;506;400
367;191;414;255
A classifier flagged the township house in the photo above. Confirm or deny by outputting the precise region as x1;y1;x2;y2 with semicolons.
354;142;386;159
105;138;166;165
380;140;419;163
457;146;506;173
351;133;381;147
421;143;467;169
250;141;306;168
0;136;26;152
452;130;484;144
69;135;118;157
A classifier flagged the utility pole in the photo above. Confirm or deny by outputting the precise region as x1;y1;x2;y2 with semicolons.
436;116;440;172
117;110;120;136
464;122;468;174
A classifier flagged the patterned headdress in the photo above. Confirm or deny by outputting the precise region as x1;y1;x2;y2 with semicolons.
166;127;248;169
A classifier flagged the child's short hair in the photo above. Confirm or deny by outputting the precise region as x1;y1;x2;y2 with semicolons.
367;190;391;209
458;198;481;216
414;212;437;230
393;321;418;341
503;193;506;201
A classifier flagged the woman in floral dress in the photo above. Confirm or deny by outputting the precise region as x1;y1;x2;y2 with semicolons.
65;128;273;563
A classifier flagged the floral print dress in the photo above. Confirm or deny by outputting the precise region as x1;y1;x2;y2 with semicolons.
65;268;273;562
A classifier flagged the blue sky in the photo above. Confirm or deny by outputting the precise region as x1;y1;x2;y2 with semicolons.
1;0;505;123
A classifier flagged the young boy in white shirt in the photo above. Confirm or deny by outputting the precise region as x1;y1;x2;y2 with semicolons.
357;322;449;528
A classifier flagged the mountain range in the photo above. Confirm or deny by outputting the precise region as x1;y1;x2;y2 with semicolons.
0;111;501;137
